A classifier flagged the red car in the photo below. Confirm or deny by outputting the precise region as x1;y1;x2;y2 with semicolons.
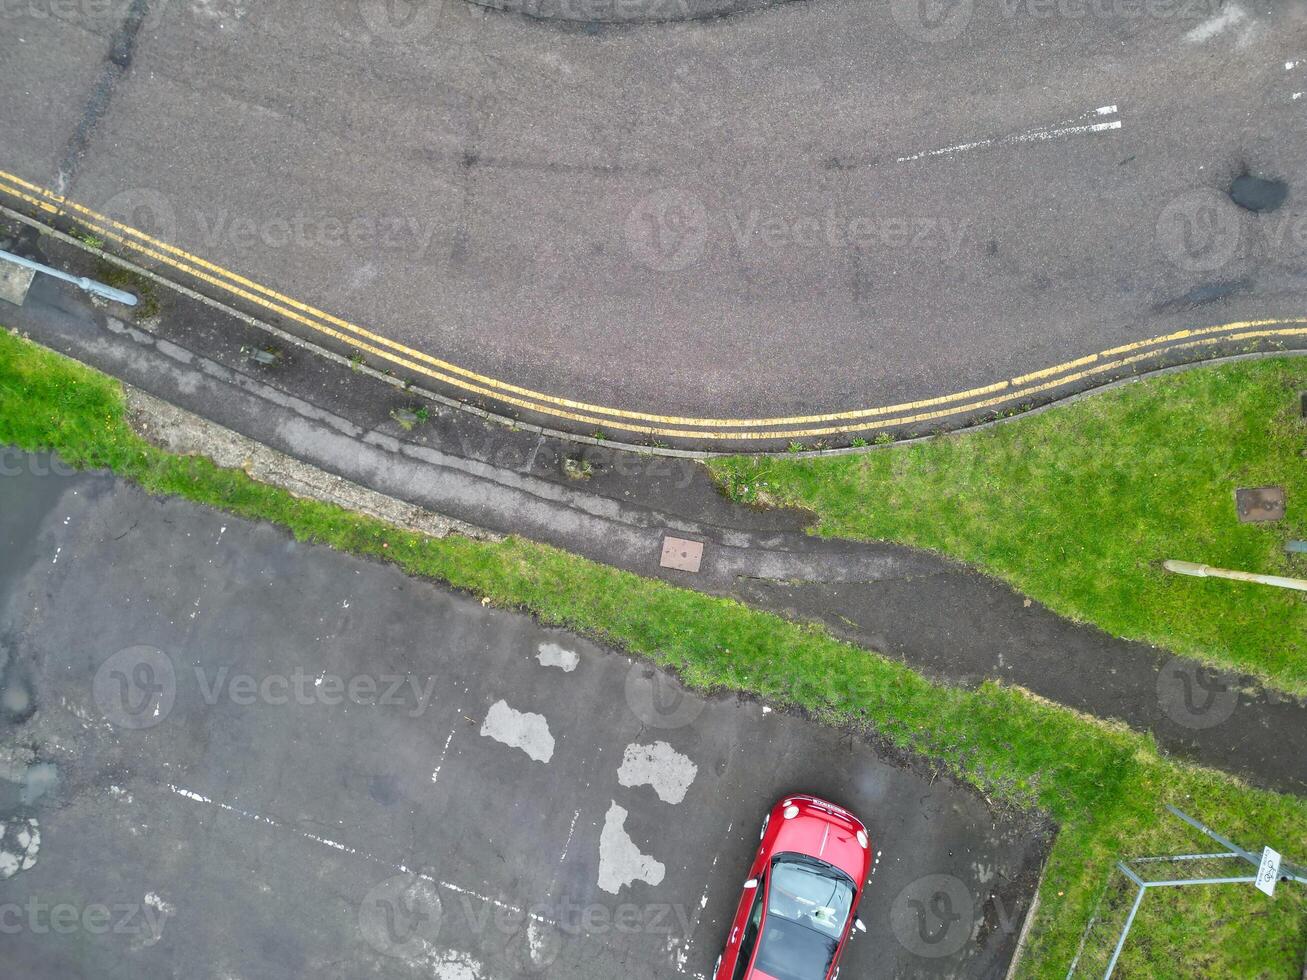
713;795;875;980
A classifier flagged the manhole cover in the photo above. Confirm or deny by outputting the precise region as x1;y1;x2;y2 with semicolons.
1235;486;1285;523
660;535;704;573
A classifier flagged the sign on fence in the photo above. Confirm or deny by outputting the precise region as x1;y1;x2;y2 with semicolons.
1256;847;1281;897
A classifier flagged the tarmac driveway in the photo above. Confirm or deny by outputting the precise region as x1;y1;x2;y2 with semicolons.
0;456;1047;978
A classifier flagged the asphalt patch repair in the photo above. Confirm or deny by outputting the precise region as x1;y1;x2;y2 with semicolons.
0;457;1049;979
1230;173;1289;212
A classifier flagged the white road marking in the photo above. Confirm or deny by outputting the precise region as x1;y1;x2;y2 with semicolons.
598;802;665;894
897;107;1121;163
140;893;176;947
560;809;581;863
430;951;485;980
161;784;556;924
1184;3;1247;43
480;700;555;763
617;741;699;805
536;642;580;672
431;725;458;784
677;821;734;968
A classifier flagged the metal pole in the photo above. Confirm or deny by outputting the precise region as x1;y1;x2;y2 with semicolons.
1103;874;1146;980
1165;806;1261;865
0;249;138;307
1166;805;1307;884
1163;560;1307;594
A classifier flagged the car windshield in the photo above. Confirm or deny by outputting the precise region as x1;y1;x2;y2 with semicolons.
751;854;855;980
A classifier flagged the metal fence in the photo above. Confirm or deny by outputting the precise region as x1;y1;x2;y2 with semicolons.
1066;806;1306;979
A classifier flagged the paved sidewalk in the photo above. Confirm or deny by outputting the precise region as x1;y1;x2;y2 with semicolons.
3;259;1306;798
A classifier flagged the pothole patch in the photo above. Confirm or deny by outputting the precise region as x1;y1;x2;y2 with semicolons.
598;802;665;894
0;817;41;879
1230;173;1288;212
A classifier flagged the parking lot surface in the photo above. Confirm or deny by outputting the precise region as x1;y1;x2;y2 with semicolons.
0;457;1047;978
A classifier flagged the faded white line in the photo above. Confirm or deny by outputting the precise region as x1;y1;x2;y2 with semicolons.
559;809;581;863
162;784;555;924
897;108;1121;163
431;725;458;784
675;820;733;968
1184;3;1246;43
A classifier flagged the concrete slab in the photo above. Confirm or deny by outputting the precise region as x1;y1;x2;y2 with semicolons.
0;258;35;306
0;457;1047;978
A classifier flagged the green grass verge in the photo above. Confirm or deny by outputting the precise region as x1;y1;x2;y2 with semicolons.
711;358;1307;695
2;329;1306;977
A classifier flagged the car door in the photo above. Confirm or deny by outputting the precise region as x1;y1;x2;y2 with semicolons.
732;872;767;980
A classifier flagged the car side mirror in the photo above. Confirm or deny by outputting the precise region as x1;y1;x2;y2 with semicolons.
743;878;759;889
854;918;866;933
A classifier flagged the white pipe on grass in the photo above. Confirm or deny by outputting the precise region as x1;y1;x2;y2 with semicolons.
1164;560;1307;593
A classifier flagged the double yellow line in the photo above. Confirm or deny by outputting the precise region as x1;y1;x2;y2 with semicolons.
3;167;1303;442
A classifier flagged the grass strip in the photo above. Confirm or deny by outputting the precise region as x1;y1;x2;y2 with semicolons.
711;358;1307;695
2;329;1305;976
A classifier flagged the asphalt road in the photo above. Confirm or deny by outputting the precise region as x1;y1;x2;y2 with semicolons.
0;457;1047;979
1;0;1305;438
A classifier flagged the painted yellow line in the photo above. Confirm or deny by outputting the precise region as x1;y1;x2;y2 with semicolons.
2;169;1303;440
2;169;1041;427
712;327;1307;440
1011;353;1100;386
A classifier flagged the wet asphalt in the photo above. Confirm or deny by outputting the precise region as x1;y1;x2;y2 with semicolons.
0;458;1048;979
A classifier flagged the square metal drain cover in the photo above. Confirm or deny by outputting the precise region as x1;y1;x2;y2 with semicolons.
1236;486;1285;523
660;535;703;573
